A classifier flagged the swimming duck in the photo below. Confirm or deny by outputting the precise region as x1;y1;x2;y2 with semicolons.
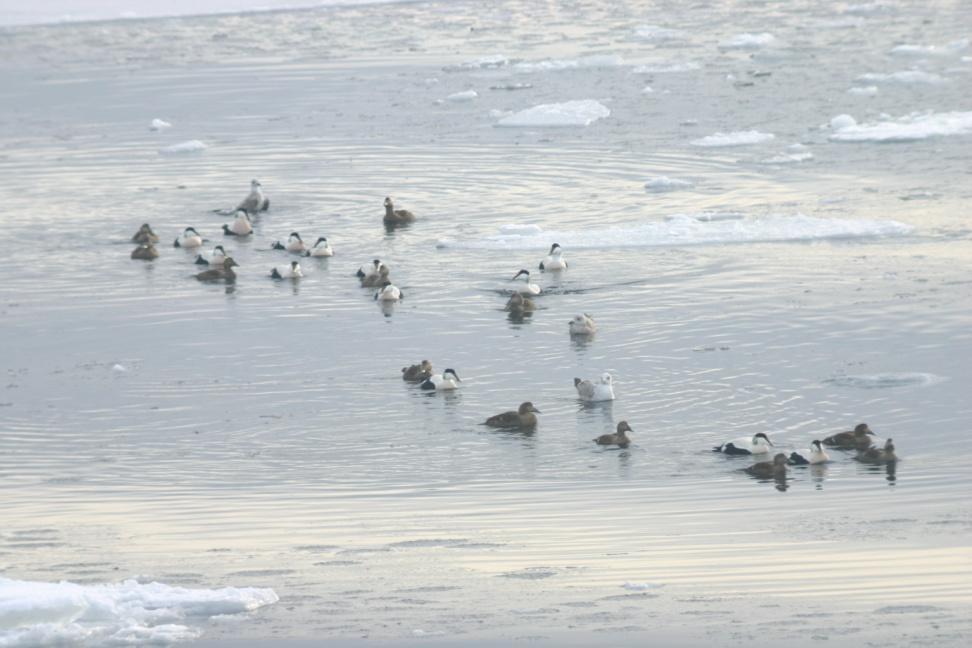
788;440;830;465
194;245;228;266
270;260;303;279
485;402;540;428
131;223;159;245
745;453;788;479
223;210;253;236
272;232;306;253
420;368;461;391
505;292;536;316
173;227;203;248
195;257;238;282
511;269;541;296
237;179;270;214
822;423;875;450
383;196;416;225
357;259;387;280
714;432;774;455
594;421;632;448
856;438;897;464
574;373;616;402
569;313;597;336
374;280;402;301
361;265;391;288
539;243;567;271
305;237;334;257
130;244;159;260
402;360;433;383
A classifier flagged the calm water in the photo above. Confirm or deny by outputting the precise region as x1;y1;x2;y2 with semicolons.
1;0;971;645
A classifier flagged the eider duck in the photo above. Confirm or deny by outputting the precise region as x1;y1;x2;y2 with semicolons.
420;368;461;391
272;232;306;253
361;265;391;288
822;423;875;450
505;292;536;316
574;373;615;402
383;196;416;226
569;313;597;336
130;244;159;260
174;227;203;249
194;245;227;266
594;421;632;448
511;269;541;296
485;402;540;428
744;453;788;479
237;179;269;214
357;259;386;281
132;223;159;245
374;280;402;302
270;260;303;279
856;438;897;464
223;210;253;237
195;256;238;282
714;432;774;455
402;360;433;383
539;243;567;271
788;440;830;465
305;237;333;257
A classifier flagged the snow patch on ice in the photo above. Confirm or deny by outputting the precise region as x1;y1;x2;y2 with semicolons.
857;70;948;84
496;100;610;127
159;140;206;155
720;33;777;50
644;176;693;192
690;130;775;147
847;85;879;96
830;111;972;142
889;39;968;57
830;114;858;130
513;54;626;73
446;90;478;102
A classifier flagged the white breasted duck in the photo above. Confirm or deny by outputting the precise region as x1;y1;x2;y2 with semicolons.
574;373;615;402
270;260;303;279
539;243;567;271
223;210;253;236
823;423;875;450
511;269;541;296
132;223;159;245
272;232;306;253
745;453;788;479
195;257;238;282
305;237;333;257
237;179;269;214
194;245;228;266
485;402;540;428
357;259;386;281
383;196;416;226
174;227;204;248
402;360;433;383
131;244;159;260
715;432;774;455
856;438;897;464
788;440;830;465
374;280;402;302
594;421;632;448
420;368;461;391
569;313;597;336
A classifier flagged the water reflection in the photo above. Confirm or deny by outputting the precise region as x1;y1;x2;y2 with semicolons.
379;301;396;317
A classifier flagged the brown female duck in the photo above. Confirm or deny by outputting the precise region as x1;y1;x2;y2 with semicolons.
195;257;239;282
402;360;433;382
823;423;874;450
131;223;159;245
744;453;788;479
383;197;416;226
485;402;540;428
594;421;632;448
130;244;159;260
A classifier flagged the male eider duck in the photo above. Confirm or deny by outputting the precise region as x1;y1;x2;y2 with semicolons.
223;210;253;237
714;432;774;456
272;232;306;253
856;438;897;464
420;368;461;391
194;245;227;266
539;243;567;271
485;402;540;428
574;373;615;402
174;227;204;249
788;440;830;465
305;237;333;257
505;292;536;316
511;269;541;296
195;256;238;282
402;360;433;383
374;280;402;302
357;259;386;281
745;453;788;479
594;421;632;448
130;244;159;260
823;423;875;450
132;223;159;245
270;260;303;280
569;313;597;336
237;179;269;214
383;196;416;226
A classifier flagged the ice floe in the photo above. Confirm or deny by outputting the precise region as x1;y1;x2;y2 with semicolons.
632;61;700;73
495;100;610;127
446;90;478;102
436;214;912;250
633;25;686;41
644;176;693;192
159;140;206;154
825;372;944;389
719;33;777;49
513;54;626;73
0;577;278;648
890;39;968;57
622;582;664;591
830;111;972;142
690;130;775;147
856;70;948;84
149;118;171;131
759;144;814;164
450;54;510;70
847;85;879;96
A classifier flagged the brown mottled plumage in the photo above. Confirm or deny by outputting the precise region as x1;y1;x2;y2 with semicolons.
131;223;159;245
361;265;391;288
745;453;788;479
505;292;536;315
130;244;159;260
383;197;416;225
823;423;874;450
485;402;540;428
195;257;238;282
856;438;897;464
402;360;433;383
593;421;632;448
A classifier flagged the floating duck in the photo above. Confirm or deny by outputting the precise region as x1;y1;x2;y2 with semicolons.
375;280;402;302
594;421;632;448
237;179;270;213
195;257;238;282
362;265;391;288
194;245;227;266
485;402;540;428
574;373;615;402
744;453;788;479
223;210;253;236
173;227;203;248
272;232;306;253
402;360;433;383
569;313;597;335
383;196;416;226
131;223;159;245
505;292;536;316
788;440;830;465
420;368;460;391
539;243;567;271
270;260;303;279
823;423;875;450
856;438;897;464
511;269;541;295
714;432;774;455
357;259;386;280
130;244;159;260
305;237;333;257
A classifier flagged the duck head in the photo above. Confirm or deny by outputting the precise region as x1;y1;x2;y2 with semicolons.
512;269;531;281
185;227;200;236
773;453;788;466
443;368;461;382
289;232;302;242
753;432;774;447
549;243;562;255
854;423;873;436
600;372;614;385
223;257;239;269
617;421;633;434
810;440;823;452
518;402;541;414
314;237;328;246
290;261;300;271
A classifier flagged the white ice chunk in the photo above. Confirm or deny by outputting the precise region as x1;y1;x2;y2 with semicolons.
496;100;610;127
720;33;776;49
856;70;948;84
830;110;972;142
690;130;775;147
446;90;478;102
149;118;171;131
159;140;206;154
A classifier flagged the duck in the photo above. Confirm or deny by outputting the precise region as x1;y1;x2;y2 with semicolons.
511;269;541;296
173;227;203;248
505;292;536;316
383;196;416;225
131;223;159;245
361;265;391;288
574;373;615;402
223;210;253;236
272;232;306;253
374;280;402;302
357;259;387;281
305;237;333;257
569;313;596;336
485;402;540;428
402;360;433;383
237;179;270;214
744;453;788;479
130;244;159;260
822;423;875;450
194;245;227;266
788;440;830;465
856;438;897;464
714;432;774;455
270;260;303;279
539;243;567;271
420;368;461;391
593;421;632;448
195;257;238;282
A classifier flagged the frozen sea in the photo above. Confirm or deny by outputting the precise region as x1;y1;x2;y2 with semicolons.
1;0;971;645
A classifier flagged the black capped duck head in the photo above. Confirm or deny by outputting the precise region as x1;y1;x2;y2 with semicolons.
512;269;530;281
443;368;461;382
314;236;328;245
548;243;561;254
753;432;774;446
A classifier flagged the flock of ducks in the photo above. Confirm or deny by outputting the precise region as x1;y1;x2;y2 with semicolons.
130;180;902;487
